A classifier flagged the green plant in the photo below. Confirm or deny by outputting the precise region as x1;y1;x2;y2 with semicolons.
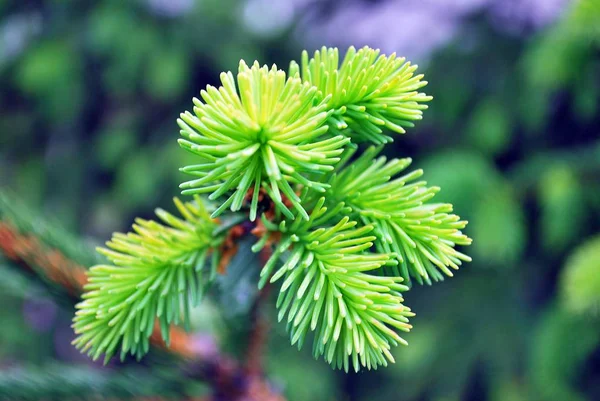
73;46;472;372
560;235;600;316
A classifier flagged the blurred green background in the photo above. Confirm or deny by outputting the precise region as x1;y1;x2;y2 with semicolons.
1;0;600;400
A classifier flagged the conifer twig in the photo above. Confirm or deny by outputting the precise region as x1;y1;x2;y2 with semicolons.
245;283;272;376
0;220;285;401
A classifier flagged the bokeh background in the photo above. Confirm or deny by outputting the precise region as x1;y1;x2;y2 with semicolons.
1;0;600;400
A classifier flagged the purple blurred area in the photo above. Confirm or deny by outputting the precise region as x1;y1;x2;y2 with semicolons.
240;0;570;61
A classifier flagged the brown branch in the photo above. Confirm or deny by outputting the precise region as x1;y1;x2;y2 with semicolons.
244;242;276;377
245;283;272;376
0;220;285;401
0;222;87;297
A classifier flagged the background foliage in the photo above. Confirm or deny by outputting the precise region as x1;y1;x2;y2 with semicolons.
1;0;599;400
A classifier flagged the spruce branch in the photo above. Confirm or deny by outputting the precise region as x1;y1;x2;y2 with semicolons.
323;146;472;285
72;196;222;362
63;45;473;373
0;192;285;401
0;214;207;360
177;60;349;221
254;198;413;372
289;46;432;144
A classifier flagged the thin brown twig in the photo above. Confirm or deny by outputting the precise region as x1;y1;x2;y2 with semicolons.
245;283;272;377
244;240;277;376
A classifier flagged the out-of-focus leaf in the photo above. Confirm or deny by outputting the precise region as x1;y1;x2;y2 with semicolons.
519;0;599;131
490;380;530;401
394;323;439;370
539;165;585;253
573;63;600;121
509;142;600;194
471;185;525;265
466;99;512;156
529;306;600;401
143;47;190;100
425;54;476;129
16;41;75;95
94;127;137;169
420;151;525;266
15;40;83;121
517;87;550;133
560;235;600;316
568;0;600;41
113;150;163;209
14;158;45;207
383;323;444;399
87;5;134;55
380;272;528;400
88;6;159;99
523;30;588;92
267;339;339;401
420;150;503;213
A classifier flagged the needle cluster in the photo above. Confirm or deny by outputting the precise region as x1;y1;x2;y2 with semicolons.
73;46;471;371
